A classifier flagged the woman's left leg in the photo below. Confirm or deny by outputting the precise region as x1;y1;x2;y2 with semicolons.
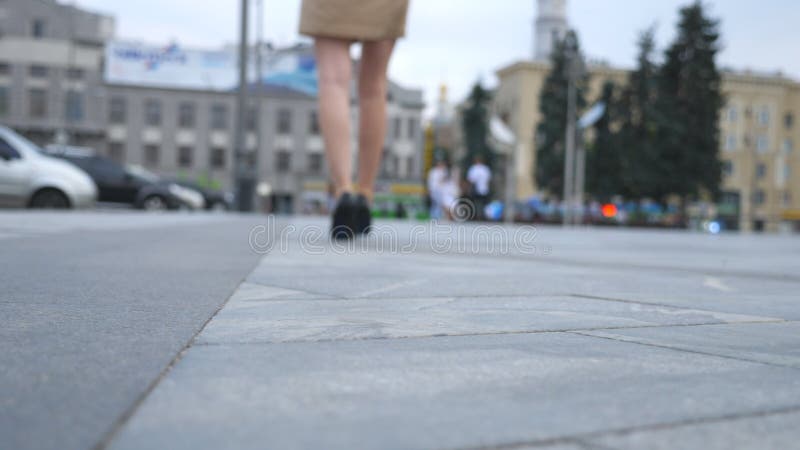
356;39;396;202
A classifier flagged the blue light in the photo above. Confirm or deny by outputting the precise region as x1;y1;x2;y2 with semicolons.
708;221;721;234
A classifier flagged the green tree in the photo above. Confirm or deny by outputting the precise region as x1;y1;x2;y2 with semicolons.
654;1;723;204
535;30;589;197
460;82;495;171
618;27;660;199
586;81;623;201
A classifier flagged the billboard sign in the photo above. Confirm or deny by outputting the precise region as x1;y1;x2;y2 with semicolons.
105;41;318;95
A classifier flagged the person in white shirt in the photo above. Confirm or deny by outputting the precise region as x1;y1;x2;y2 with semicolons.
466;156;491;220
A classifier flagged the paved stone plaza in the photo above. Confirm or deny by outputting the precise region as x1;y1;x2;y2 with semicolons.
2;213;799;449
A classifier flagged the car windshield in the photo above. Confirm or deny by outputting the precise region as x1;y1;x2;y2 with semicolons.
126;165;160;183
1;128;45;158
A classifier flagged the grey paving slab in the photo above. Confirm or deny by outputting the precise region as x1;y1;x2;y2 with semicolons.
196;295;779;345
246;250;574;298
109;332;800;450
0;213;265;450
590;409;800;450
580;322;800;369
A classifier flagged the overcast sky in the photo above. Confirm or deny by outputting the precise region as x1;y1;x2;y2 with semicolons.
76;0;799;116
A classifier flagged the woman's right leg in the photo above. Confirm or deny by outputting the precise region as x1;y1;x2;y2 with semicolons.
314;37;353;198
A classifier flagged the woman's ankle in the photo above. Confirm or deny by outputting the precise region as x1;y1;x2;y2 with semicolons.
334;184;353;198
357;187;374;204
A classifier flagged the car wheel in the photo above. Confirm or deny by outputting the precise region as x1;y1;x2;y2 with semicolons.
30;189;71;209
142;195;168;211
211;201;228;212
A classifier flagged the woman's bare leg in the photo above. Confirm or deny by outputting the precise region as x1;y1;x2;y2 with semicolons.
356;39;396;202
315;38;353;198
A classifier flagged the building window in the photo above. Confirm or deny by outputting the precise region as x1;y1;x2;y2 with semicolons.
756;135;769;153
309;111;320;135
211;103;228;130
407;118;417;140
784;192;792;207
64;90;84;122
177;146;193;168
380;147;391;177
245;107;258;131
107;142;125;163
277;108;292;134
109;97;126;124
407;156;416;177
393;117;402;139
753;190;766;205
144;145;160;167
784;139;794;154
721;160;733;177
727;106;738;123
785;112;794;129
178;102;196;128
276;150;291;172
724;134;736;151
758;107;770;126
0;62;11;76
29;65;48;78
210;148;226;169
308;153;323;174
66;68;84;80
28;88;47;118
755;163;766;179
144;99;162;127
32;19;46;38
0;87;8;117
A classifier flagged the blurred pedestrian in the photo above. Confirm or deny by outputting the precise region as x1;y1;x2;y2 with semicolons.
466;156;491;220
427;159;447;220
439;164;461;221
300;0;410;239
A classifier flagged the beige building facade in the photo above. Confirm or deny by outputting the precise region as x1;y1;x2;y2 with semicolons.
493;61;800;232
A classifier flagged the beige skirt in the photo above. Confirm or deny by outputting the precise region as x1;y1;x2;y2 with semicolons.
299;0;410;41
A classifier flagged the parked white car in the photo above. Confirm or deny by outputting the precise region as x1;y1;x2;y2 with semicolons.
0;126;97;209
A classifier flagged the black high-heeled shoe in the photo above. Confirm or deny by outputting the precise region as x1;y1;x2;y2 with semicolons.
354;194;372;235
331;193;356;240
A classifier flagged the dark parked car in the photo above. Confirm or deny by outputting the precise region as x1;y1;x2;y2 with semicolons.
47;148;205;210
166;178;233;211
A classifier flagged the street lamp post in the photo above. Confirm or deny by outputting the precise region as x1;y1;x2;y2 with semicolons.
254;0;266;213
234;0;255;212
562;34;579;226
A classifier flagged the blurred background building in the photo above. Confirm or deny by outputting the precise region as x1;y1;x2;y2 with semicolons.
0;0;425;214
492;0;800;232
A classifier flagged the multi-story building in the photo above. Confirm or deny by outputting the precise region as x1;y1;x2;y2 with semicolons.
492;0;800;232
0;0;424;214
0;0;114;148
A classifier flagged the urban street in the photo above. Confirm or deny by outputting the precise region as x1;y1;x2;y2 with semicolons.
3;212;799;449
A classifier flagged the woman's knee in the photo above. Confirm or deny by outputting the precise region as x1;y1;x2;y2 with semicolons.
315;40;352;88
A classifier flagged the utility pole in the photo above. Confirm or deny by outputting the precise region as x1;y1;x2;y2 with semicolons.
573;132;585;225
234;0;254;211
254;0;265;212
562;33;578;226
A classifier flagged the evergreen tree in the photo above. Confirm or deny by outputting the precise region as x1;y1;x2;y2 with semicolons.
461;82;495;171
618;27;660;199
586;81;622;201
654;1;723;204
535;30;588;197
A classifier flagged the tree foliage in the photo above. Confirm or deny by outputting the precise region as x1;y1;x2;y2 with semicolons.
461;82;495;170
618;27;660;199
586;81;623;201
534;2;723;209
534;30;588;197
653;1;723;202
